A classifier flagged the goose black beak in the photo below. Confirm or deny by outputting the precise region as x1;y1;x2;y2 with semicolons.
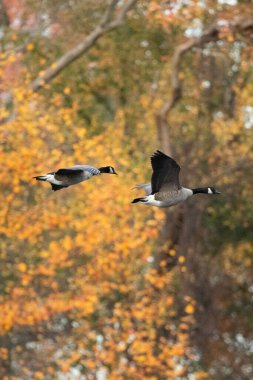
215;190;221;194
114;172;118;175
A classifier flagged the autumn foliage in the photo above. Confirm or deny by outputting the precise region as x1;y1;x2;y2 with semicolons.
0;1;253;379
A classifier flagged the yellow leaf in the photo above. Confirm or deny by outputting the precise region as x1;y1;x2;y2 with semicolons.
27;43;34;51
64;87;71;95
178;256;185;263
185;304;195;314
18;262;27;272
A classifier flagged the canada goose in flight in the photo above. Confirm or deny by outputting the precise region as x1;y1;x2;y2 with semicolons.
34;165;117;191
132;151;221;208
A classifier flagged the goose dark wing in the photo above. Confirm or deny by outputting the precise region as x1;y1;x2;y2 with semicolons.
54;168;83;181
150;150;181;194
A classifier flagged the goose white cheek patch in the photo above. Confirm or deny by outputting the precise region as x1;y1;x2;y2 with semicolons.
208;187;212;194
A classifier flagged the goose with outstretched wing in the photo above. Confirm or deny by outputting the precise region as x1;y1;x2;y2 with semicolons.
132;150;220;208
34;164;117;191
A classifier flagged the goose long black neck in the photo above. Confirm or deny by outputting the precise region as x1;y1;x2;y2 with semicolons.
99;166;110;173
192;187;210;195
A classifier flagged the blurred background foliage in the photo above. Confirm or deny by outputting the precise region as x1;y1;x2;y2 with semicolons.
0;0;252;379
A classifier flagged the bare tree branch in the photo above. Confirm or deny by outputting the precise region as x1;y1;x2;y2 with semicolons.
30;0;138;92
101;0;120;26
156;18;253;154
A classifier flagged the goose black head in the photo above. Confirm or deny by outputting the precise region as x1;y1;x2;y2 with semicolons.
99;166;118;175
192;187;221;195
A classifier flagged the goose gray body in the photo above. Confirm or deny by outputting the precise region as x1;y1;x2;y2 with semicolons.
34;164;117;191
132;151;220;208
